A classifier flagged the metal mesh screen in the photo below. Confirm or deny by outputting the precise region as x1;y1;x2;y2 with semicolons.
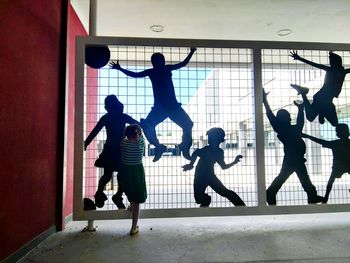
262;49;350;205
83;46;258;210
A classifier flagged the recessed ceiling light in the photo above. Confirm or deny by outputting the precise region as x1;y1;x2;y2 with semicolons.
150;25;164;33
277;29;292;36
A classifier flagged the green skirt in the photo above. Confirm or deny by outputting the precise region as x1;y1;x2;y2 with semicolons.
120;163;147;203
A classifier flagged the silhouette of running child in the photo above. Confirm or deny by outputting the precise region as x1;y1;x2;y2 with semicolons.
262;89;323;205
182;127;245;207
110;47;197;162
290;51;350;126
302;123;350;203
84;95;138;208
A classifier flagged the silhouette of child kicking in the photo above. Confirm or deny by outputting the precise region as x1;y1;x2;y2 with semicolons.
290;51;350;126
262;89;323;205
110;48;197;162
302;123;350;203
182;127;245;207
84;95;138;208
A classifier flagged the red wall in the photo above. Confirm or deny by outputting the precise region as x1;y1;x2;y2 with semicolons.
64;5;98;218
0;1;66;260
63;4;88;219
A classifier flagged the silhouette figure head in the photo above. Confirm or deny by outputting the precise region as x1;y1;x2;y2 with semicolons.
125;124;142;139
104;95;124;113
207;127;225;146
151;53;165;68
329;52;342;67
335;123;349;139
276;109;291;124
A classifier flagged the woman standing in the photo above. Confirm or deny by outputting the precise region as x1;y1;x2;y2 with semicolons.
120;125;147;235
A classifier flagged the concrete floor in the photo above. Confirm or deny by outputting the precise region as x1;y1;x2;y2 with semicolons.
21;212;350;263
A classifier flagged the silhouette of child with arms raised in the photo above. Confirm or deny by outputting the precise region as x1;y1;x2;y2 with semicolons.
302;123;350;203
84;95;138;208
120;124;147;236
290;51;350;126
262;88;323;205
182;127;245;207
110;48;197;162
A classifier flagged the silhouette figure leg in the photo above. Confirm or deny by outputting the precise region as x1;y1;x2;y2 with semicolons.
291;84;318;122
266;161;293;205
323;103;338;127
291;84;309;96
323;173;338;203
302;95;318;122
140;108;167;162
209;176;245;206
112;172;126;209
169;106;193;160
194;177;211;207
294;163;323;204
95;167;113;208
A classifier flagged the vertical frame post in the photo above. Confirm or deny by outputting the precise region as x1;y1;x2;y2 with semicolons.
73;37;85;220
252;48;267;206
89;0;97;36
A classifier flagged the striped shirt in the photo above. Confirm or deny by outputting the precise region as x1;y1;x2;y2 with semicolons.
121;137;145;165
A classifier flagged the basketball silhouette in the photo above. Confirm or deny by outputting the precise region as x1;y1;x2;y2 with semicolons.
85;45;110;69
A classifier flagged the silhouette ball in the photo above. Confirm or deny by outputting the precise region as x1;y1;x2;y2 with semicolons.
85;45;110;69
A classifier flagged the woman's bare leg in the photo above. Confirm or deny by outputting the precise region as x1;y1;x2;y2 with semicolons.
130;202;140;235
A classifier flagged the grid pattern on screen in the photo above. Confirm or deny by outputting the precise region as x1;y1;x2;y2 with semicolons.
262;49;350;205
83;46;257;210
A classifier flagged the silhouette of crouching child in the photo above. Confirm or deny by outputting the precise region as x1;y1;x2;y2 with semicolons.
302;123;350;203
182;127;245;207
84;95;138;208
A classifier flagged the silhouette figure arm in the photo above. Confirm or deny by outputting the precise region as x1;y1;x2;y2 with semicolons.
124;114;139;125
84;119;104;150
169;47;196;70
218;154;243;170
290;51;328;70
182;149;199;171
345;68;350;74
110;60;149;78
294;101;304;132
262;88;278;130
302;133;329;147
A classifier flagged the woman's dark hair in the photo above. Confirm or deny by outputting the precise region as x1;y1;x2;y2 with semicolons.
125;124;142;139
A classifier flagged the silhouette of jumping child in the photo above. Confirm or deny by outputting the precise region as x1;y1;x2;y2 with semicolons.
182;127;245;207
262;88;323;205
110;47;197;162
290;51;350;126
302;123;350;203
84;95;138;208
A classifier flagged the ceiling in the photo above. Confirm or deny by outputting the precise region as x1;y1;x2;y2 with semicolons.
71;0;350;43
